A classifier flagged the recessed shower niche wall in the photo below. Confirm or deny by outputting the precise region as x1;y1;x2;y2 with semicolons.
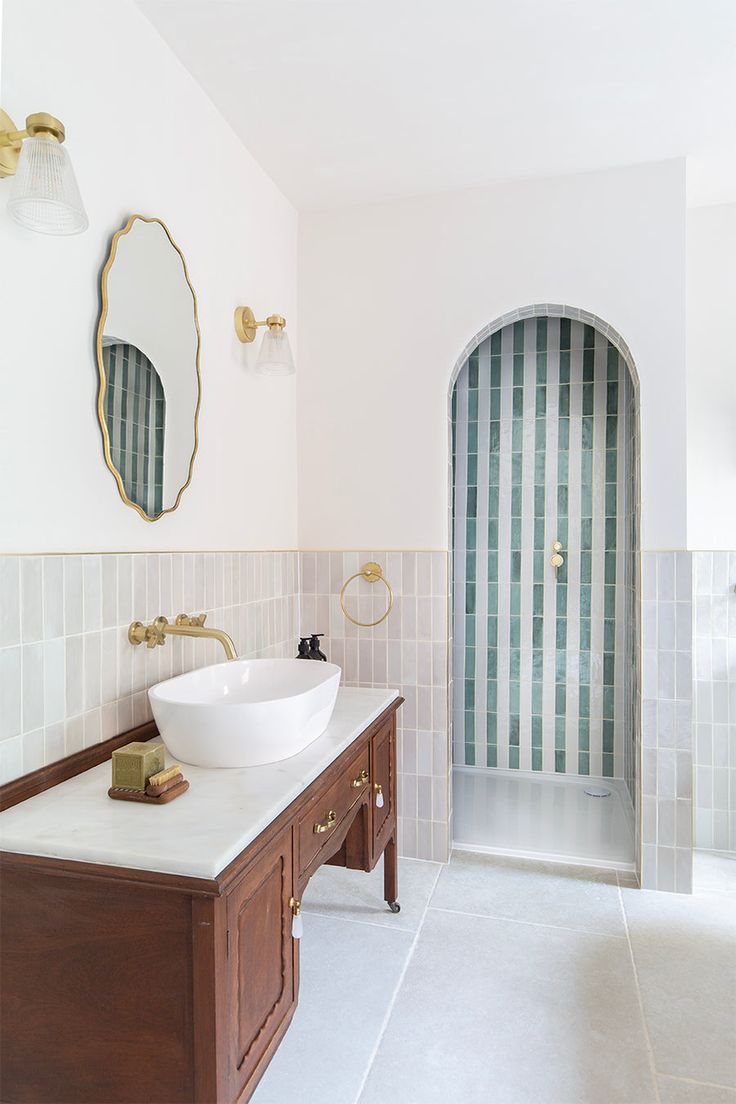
451;315;640;869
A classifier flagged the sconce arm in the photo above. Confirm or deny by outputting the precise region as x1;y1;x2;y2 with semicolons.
0;126;29;148
0;109;66;179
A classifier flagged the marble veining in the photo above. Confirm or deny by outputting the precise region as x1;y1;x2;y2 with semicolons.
0;687;399;880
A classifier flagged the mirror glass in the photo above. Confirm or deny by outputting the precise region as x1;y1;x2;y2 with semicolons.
96;215;200;520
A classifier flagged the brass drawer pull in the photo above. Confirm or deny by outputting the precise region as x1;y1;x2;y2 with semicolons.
374;782;385;809
313;809;337;834
351;768;370;789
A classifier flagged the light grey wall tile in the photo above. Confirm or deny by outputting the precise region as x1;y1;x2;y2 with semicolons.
22;727;44;773
83;556;102;632
42;557;64;640
44;722;64;763
42;638;65;726
657;553;675;602
21;642;44;734
0;558;21;648
21;557;43;644
65;714;83;755
0;646;22;739
64;558;83;636
65;635;84;718
0;735;22;784
84;633;101;711
101;556;118;629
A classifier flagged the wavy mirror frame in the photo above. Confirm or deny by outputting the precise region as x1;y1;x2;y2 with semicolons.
95;214;202;522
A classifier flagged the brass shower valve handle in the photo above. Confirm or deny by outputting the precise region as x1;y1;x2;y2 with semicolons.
551;541;564;573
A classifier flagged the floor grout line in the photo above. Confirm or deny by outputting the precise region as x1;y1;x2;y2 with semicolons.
429;904;627;939
352;863;443;1104
658;1073;736;1091
616;871;662;1104
301;908;419;934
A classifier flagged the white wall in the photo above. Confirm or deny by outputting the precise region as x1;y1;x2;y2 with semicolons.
298;160;687;552
0;0;298;553
687;203;736;551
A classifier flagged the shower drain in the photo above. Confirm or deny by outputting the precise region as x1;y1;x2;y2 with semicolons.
584;786;612;798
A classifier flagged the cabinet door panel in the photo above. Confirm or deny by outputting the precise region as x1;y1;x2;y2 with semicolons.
226;828;296;1098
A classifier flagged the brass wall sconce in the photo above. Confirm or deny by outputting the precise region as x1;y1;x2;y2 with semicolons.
234;305;295;375
0;107;88;235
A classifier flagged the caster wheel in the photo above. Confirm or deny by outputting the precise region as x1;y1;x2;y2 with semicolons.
388;901;401;914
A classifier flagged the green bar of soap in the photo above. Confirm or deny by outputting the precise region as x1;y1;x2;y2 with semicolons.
111;742;165;792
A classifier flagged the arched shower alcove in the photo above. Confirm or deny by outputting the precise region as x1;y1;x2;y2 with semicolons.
448;306;641;874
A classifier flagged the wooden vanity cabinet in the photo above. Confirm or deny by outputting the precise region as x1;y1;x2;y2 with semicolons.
0;698;402;1104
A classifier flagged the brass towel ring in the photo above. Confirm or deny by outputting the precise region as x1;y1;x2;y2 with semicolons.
340;562;393;628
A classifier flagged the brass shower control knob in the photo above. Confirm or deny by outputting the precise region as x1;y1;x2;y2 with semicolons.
551;541;564;570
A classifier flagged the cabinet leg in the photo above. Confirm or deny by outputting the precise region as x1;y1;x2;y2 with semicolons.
383;833;400;913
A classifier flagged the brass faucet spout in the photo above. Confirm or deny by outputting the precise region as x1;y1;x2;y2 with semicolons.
162;621;238;661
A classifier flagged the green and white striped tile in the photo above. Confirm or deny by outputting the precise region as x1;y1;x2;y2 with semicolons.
452;317;635;781
103;342;165;517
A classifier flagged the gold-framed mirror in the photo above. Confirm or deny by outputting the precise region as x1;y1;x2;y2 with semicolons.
96;215;201;521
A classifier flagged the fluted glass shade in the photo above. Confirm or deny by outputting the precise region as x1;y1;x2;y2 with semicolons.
7;136;88;235
256;327;295;375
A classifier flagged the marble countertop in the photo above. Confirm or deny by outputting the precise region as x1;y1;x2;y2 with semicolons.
0;687;399;881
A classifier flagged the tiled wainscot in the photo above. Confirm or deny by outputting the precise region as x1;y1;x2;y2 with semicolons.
693;550;736;852
641;551;694;893
299;551;450;862
0;551;299;783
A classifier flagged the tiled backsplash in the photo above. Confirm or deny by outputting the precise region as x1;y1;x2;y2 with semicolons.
640;551;694;893
0;552;299;784
299;551;450;863
693;551;736;852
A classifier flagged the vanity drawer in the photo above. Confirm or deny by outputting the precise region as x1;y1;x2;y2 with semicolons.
297;746;369;875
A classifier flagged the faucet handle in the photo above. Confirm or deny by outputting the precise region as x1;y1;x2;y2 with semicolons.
175;612;207;628
129;617;167;648
149;616;169;647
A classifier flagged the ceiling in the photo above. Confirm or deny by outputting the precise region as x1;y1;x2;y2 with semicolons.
139;0;736;210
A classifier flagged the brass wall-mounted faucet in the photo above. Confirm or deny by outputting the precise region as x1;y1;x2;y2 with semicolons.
128;614;238;661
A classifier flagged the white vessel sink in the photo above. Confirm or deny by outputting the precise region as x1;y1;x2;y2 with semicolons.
148;659;342;768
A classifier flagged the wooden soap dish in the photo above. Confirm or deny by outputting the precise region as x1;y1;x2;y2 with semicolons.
108;779;190;805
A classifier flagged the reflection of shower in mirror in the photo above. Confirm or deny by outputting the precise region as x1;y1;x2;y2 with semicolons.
96;215;201;522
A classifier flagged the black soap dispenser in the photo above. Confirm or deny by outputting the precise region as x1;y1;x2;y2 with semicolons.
296;637;312;659
308;634;327;661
